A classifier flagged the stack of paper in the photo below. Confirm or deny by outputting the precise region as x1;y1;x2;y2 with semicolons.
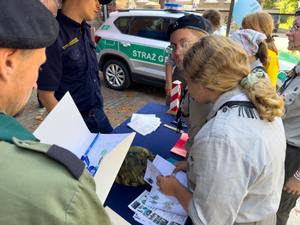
127;155;189;225
128;190;188;225
127;114;161;136
144;155;188;216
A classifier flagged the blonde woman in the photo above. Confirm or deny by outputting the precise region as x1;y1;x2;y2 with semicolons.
157;35;286;225
242;12;279;88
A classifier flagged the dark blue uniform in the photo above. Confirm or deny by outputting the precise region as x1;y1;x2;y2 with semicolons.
38;10;112;133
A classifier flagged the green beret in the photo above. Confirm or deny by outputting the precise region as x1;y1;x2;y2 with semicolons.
0;0;59;49
167;14;214;39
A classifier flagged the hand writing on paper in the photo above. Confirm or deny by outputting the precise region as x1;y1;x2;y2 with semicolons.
156;175;179;197
173;161;188;173
283;176;300;195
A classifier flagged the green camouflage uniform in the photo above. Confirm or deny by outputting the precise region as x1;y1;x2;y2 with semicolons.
0;111;111;225
115;146;155;187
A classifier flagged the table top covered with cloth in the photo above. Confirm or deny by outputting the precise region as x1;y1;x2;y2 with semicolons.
105;102;190;225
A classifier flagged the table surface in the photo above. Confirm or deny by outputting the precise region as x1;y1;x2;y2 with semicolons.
105;102;189;225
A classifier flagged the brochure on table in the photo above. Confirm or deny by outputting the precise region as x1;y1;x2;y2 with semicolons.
34;92;135;204
128;190;188;225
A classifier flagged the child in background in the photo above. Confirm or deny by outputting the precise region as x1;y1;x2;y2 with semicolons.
242;12;279;88
230;29;271;83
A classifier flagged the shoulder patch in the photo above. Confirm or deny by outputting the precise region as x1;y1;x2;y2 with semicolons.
46;145;85;180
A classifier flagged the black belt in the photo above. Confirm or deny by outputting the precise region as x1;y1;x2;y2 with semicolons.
80;108;98;117
287;143;300;151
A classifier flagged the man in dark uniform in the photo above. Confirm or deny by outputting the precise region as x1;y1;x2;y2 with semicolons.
37;0;113;134
0;0;110;224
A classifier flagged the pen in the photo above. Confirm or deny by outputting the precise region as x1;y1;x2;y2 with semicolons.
164;124;184;133
81;133;100;166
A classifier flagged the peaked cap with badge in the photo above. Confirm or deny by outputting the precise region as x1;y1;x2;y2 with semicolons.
0;0;59;49
167;14;214;39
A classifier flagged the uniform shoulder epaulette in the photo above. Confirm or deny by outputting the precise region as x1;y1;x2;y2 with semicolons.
46;145;85;180
13;138;85;180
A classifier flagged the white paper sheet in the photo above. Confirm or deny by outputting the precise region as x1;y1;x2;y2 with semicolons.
127;113;161;136
152;155;188;187
83;133;131;176
131;113;156;122
144;159;162;189
33;92;90;153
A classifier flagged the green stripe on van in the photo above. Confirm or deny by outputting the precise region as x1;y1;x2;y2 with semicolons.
96;38;166;65
278;50;300;64
120;43;165;65
96;38;118;53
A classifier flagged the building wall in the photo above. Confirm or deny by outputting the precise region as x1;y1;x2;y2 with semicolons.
196;0;233;11
40;0;62;16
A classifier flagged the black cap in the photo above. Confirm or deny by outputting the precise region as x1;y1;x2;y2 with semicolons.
167;14;214;39
0;0;59;49
295;7;300;16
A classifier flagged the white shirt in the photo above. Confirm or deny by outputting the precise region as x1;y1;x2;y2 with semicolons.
187;87;285;224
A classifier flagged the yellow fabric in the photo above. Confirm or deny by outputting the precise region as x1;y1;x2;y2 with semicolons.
264;49;279;86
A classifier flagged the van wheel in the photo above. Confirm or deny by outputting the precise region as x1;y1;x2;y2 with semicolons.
103;59;131;90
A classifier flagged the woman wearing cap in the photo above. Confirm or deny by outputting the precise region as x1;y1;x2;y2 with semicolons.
230;29;270;83
157;35;285;224
276;8;300;225
242;12;279;88
165;14;214;156
165;14;213;106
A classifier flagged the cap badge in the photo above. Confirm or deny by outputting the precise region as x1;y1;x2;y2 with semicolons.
173;21;178;28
